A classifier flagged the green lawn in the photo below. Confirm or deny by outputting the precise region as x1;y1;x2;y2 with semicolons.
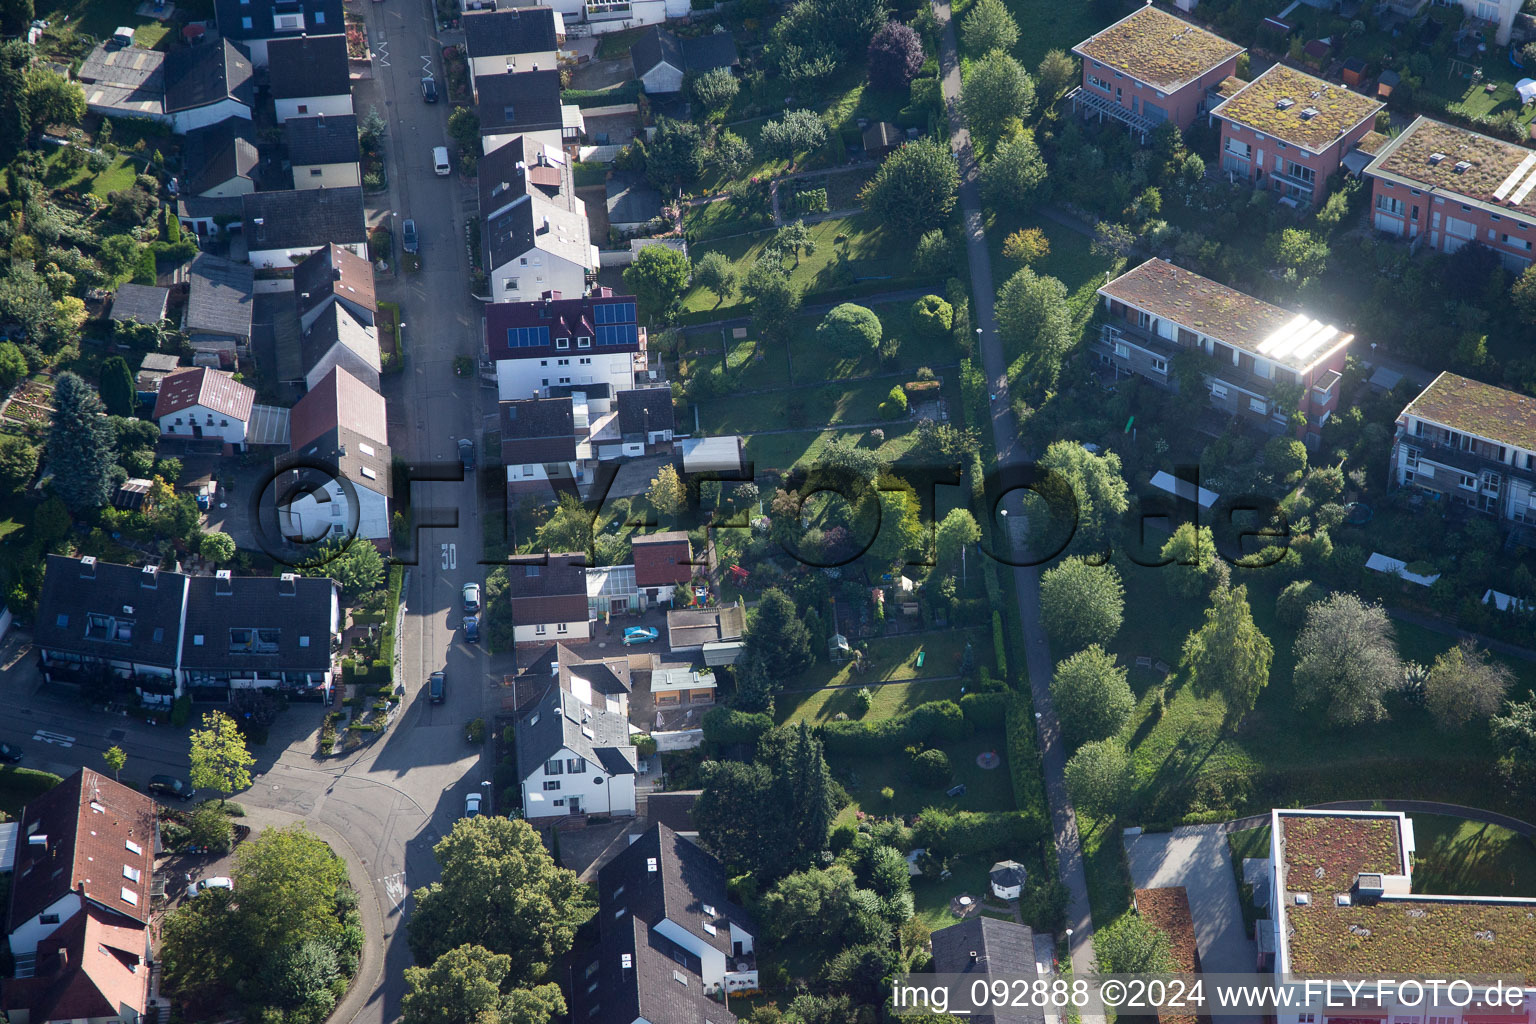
695;376;921;435
913;855;998;931
678;214;928;313
776;678;964;726
739;423;923;475
42;148;138;196
777;628;987;694
834;733;1013;822
1409;814;1536;897
1001;0;1109;69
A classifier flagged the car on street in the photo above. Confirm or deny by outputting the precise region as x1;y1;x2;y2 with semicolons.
622;626;659;646
464;791;482;818
458;438;475;470
429;670;446;704
402;218;418;254
462;582;481;613
0;742;21;762
188;876;233;896
421;77;437;103
463;615;479;643
433;146;451;176
149;775;196;801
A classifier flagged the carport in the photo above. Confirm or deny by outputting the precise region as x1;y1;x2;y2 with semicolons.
246;403;291;446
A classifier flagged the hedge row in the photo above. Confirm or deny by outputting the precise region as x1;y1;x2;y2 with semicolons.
914;807;1046;858
702;706;774;748
959;691;1008;731
1005;694;1050;825
818;700;967;756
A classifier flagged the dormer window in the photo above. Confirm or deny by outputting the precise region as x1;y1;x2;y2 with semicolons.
577;337;591;348
556;337;570;349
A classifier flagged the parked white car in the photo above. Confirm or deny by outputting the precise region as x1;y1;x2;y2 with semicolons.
189;876;233;896
464;791;483;818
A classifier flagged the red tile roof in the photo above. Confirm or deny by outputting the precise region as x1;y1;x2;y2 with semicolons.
631;531;694;587
2;906;151;1023
289;366;388;450
6;769;157;931
152;366;255;422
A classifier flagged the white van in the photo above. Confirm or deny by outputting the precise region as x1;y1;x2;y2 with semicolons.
433;146;451;176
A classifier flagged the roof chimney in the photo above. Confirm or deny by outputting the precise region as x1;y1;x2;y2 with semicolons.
279;572;297;596
80;555;97;578
141;565;158;589
969;950;979;964
215;569;233;596
332;268;342;281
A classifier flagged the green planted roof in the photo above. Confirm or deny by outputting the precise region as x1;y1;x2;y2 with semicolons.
1213;64;1381;152
1401;371;1536;452
1074;6;1242;91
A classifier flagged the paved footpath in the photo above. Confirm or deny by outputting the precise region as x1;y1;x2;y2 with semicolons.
930;0;1102;993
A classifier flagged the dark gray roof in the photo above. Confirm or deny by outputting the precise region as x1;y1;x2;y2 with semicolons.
630;26;683;78
463;7;559;59
644;791;701;835
284;113;360;165
276;423;393;499
605;172;662;225
267;34;351;99
512;644;632;713
516;685;638;781
500;397;578;463
164;38;254;112
581;915;736;1024
110;283;169;324
34;555;188;669
631;26;738;79
300;303;379;376
243;187;366;251
182;120;259;195
181;573;336;672
213;0;343;43
478;135;572;218
185;253;255;339
485;191;589;273
930;918;1044;1024
598;823;752;954
990;860;1029;887
477;70;564;133
176;193;244;223
616;387;674;440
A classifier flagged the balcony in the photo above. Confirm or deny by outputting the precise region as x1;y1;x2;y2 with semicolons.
1098;322;1178;360
1066;86;1157;140
1399;432;1536;487
1270;167;1317;195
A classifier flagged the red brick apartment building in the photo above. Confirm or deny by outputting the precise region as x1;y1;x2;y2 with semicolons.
1365;114;1536;271
1211;63;1382;208
1069;5;1244;139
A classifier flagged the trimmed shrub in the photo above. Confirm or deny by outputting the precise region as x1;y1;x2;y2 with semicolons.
992;610;1008;680
1004;695;1050;824
914;808;1045;858
959;691;1008;730
819;700;967;755
911;748;952;787
702;706;774;748
911;294;953;339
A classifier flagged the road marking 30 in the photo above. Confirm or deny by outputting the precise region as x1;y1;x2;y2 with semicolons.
34;730;75;747
441;543;456;570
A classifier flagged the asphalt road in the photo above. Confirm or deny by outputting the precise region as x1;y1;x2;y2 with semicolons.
0;3;498;1022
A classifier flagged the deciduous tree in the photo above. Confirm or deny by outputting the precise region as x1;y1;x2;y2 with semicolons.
647;464;687;517
994;267;1071;388
1036;49;1077;103
643;117;707;189
742;261;801;342
1094;913;1177;974
1002;227;1050;266
1158;522;1219;599
1039;557;1124;653
981;130;1048;210
200;530;236;563
103;744;126;780
190;711;255;804
24;66;85;132
1491;697;1536;794
1063;739;1131;819
816;302;882;355
1293;593;1401;726
934;508;980;564
0;434;38;491
859;137;958;233
868;20;924;89
403;945;564;1024
691;67;739;112
759;109;828;160
407;817;590;984
1182;583;1273;723
1036;440;1128;553
960;0;1019;55
693;251;737;307
232;824;350;956
1424;639;1513;731
1051;644;1133;748
624;245;692;323
961;50;1034;146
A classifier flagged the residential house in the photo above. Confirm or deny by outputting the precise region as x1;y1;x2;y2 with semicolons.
1210;63;1383;208
33;556;340;701
213;0;342;65
487;291;645;400
665;603;744;659
76;41;167;122
242;186;367;268
1096;258;1353;445
632;531;696;599
510;643;633;717
300;303;380;392
605;172;663;233
180;570;340;698
518;0;688;35
181;120;260;197
1364;114;1536;270
1389;371;1536;528
930;917;1043;1024
588;386;675;460
163;38;255;132
294;242;376;332
476;70;582;154
285;113;362;189
506;553;591;646
183;253;255;360
514;684;637;819
570;822;757;1024
109;283;168;326
479;135;596;304
1265;809;1536;1023
501;395;585;497
153;366;256;449
1069;5;1243;138
1;769;155;1024
463;6;564;100
268;34;353;123
629;25;739;95
276;366;392;547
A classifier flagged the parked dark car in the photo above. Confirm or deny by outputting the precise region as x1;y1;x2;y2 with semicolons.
402;218;418;254
429;671;446;704
0;742;21;763
463;615;479;643
458;438;475;470
421;77;438;102
149;775;196;801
